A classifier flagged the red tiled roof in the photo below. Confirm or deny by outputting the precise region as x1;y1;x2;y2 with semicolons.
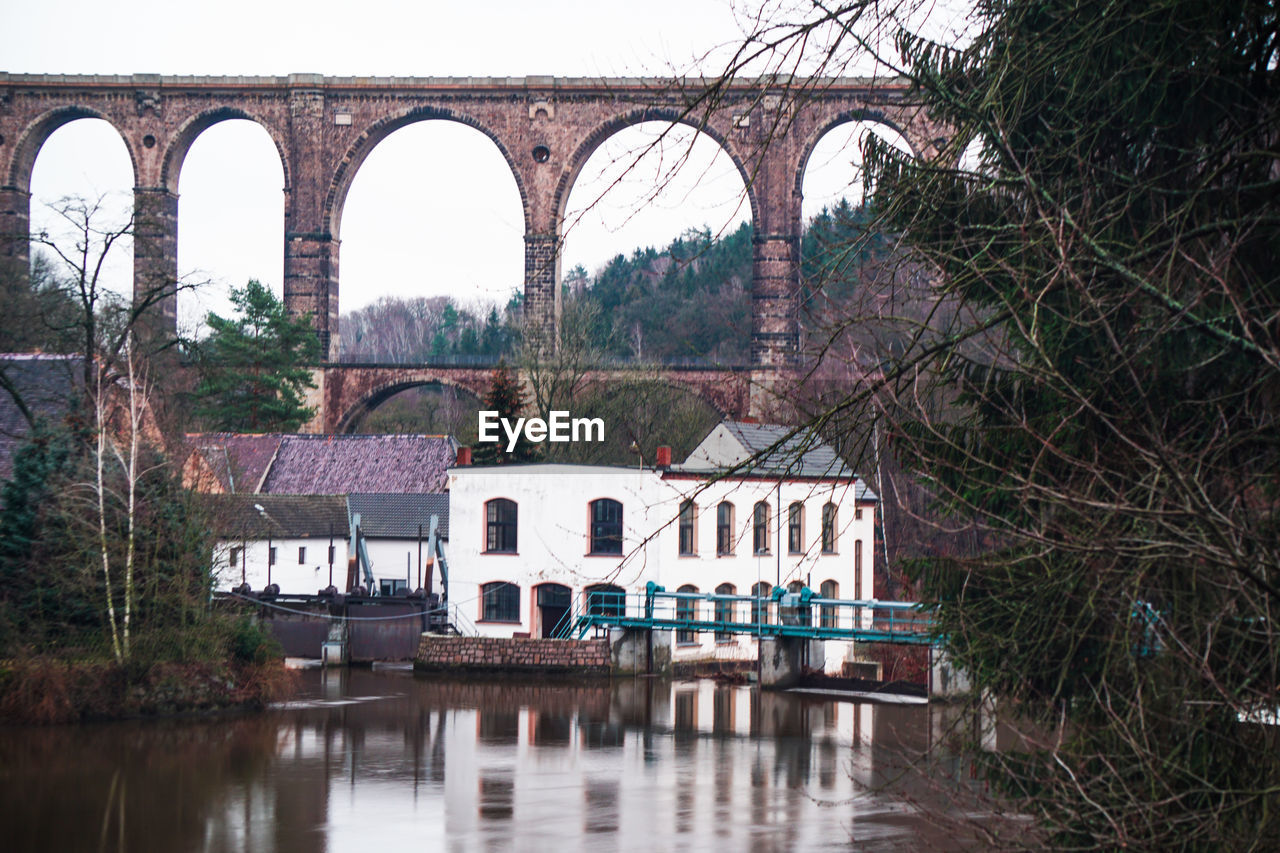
185;433;284;493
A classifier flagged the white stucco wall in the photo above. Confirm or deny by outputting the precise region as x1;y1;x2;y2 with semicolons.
447;463;876;671
213;537;349;593
364;538;443;593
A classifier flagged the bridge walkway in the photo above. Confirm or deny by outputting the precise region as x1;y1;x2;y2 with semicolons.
553;583;936;646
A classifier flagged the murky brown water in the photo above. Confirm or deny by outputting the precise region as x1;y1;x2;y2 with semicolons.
0;668;993;851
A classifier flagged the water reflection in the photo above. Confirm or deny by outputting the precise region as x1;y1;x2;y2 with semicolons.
0;670;987;852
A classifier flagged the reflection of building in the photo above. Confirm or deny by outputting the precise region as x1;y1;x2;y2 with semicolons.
448;422;876;671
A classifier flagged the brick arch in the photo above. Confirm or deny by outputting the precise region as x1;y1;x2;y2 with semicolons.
7;105;138;191
324;107;528;239
331;372;488;434
552;108;760;231
793;109;922;204
160;106;291;195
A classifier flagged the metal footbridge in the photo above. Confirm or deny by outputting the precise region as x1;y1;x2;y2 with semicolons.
553;582;936;645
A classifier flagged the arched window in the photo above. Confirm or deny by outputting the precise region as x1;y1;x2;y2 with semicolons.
485;498;518;553
585;583;625;618
589;499;623;555
676;584;699;644
753;501;771;555
678;499;696;555
783;579;810;626
787;501;804;553
714;582;736;642
751;581;772;626
481;581;520;622
819;579;839;628
821;503;837;553
854;538;864;597
716;501;735;555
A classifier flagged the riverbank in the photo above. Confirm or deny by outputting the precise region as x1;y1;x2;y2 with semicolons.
0;655;296;725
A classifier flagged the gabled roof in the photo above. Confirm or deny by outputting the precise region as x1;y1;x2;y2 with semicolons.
679;421;877;499
205;494;350;539
184;433;458;495
262;434;457;494
348;493;449;539
184;433;284;494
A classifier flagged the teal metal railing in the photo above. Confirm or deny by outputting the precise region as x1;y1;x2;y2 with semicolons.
552;582;935;645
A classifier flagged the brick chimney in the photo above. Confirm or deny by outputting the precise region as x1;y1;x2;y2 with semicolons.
655;446;672;469
456;446;472;466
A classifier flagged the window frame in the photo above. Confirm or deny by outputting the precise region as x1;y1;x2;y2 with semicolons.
751;581;772;626
678;499;696;556
485;498;519;554
753;501;771;555
479;580;521;623
676;584;699;645
819;579;838;628
716;501;735;556
821;503;837;554
714;582;736;642
588;498;624;555
787;501;804;554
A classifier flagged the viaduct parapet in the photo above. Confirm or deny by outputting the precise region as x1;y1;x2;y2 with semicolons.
0;72;947;370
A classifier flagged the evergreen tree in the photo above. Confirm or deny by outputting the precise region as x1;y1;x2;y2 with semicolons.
742;0;1280;846
473;361;537;464
191;280;321;432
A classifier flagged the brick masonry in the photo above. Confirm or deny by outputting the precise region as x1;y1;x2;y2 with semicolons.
0;73;951;371
415;634;612;676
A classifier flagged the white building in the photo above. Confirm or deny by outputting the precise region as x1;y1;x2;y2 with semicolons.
348;492;450;596
209;494;351;593
447;422;877;671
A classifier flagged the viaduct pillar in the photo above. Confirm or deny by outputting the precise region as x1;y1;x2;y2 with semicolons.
283;76;340;359
132;187;179;334
0;186;30;290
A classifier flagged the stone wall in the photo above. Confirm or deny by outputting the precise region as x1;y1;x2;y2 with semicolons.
415;635;611;676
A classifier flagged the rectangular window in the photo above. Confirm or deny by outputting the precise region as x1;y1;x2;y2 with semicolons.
753;502;770;555
229;546;241;567
298;546;306;564
676;587;698;644
268;546;277;566
481;581;521;622
855;539;864;597
328;544;336;564
787;503;803;554
590;499;623;555
380;578;408;596
716;503;734;555
714;583;735;642
486;499;518;553
678;500;695;555
821;504;837;554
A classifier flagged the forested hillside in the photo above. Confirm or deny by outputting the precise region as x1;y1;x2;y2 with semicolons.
338;201;884;365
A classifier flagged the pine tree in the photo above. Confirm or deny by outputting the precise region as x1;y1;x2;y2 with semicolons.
191;280;321;432
473;361;537;464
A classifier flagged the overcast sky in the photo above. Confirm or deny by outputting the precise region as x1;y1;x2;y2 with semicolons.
8;0;935;334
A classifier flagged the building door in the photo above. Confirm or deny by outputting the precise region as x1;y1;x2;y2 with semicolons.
537;583;572;638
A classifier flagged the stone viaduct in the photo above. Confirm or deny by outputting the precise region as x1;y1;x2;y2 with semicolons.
0;72;945;427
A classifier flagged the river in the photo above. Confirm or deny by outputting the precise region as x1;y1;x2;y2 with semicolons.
0;667;998;851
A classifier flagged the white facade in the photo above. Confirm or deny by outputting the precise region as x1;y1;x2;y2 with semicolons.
364;538;436;594
446;462;876;672
213;536;349;593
